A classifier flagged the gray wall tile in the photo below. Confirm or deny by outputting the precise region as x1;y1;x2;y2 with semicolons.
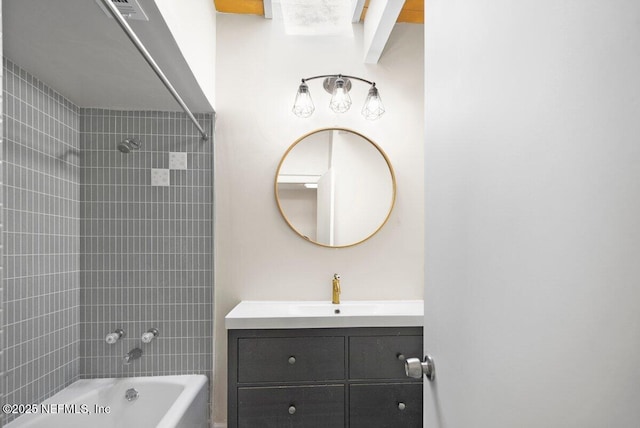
0;5;4;423
79;108;213;380
2;58;81;425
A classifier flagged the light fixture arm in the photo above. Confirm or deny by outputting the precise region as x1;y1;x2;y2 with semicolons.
300;74;376;87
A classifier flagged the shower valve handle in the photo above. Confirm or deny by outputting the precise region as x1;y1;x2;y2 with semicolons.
105;328;125;344
141;328;159;344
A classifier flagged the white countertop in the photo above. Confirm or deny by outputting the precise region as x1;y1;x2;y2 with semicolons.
225;300;424;329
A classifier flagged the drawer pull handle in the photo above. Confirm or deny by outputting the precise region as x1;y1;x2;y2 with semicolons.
288;405;296;415
398;402;406;411
397;353;405;361
288;356;296;365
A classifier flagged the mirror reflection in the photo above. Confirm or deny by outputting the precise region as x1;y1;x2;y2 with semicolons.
275;128;396;247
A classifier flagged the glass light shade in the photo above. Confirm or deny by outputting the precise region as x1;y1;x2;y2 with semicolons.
362;86;385;120
292;82;315;118
329;78;352;113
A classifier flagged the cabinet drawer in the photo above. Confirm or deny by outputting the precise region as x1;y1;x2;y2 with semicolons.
349;383;422;428
238;336;345;383
238;385;345;428
349;335;422;380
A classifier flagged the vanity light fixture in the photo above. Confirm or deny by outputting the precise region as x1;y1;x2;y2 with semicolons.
292;74;385;120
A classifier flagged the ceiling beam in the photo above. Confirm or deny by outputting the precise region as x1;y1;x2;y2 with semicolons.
351;0;366;23
397;0;423;23
263;0;273;18
214;0;263;15
363;0;405;64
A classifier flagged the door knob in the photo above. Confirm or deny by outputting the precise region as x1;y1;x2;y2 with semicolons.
405;354;436;381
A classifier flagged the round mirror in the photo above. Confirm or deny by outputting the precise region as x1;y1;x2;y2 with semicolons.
275;128;396;248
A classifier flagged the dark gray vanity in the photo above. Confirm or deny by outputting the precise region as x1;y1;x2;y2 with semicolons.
227;326;423;428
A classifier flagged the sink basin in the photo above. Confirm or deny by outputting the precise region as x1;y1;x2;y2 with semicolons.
225;300;423;329
288;302;384;317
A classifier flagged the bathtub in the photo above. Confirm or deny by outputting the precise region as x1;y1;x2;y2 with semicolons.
5;374;208;428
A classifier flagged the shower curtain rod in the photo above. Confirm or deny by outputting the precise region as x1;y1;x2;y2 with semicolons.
100;0;209;141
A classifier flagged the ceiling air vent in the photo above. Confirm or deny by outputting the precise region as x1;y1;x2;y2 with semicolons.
96;0;149;21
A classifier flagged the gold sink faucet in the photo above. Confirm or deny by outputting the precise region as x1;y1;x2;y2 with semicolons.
332;274;341;304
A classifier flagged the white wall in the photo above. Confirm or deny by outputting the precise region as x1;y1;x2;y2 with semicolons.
214;14;424;423
424;0;640;426
155;0;216;108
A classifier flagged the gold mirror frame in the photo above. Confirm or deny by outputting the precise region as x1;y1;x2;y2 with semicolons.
274;128;396;248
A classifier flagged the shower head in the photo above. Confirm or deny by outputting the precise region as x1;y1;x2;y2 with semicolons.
118;138;141;153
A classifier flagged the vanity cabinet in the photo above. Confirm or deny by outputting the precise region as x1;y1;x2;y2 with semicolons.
228;327;423;428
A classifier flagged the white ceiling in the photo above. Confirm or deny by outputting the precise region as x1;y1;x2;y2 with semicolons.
3;0;213;112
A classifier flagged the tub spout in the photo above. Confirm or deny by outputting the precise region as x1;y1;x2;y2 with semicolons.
123;347;143;365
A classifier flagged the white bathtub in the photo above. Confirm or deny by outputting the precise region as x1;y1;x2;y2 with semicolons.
5;374;209;428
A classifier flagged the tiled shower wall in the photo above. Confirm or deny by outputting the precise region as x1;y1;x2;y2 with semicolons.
79;109;214;378
2;56;214;425
2;59;81;424
0;3;5;417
